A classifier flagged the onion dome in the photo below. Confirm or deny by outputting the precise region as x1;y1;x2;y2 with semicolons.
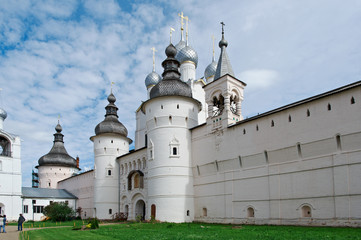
94;92;128;137
145;71;161;88
204;59;217;82
176;45;198;68
0;108;7;121
214;23;235;80
150;44;192;99
38;122;77;168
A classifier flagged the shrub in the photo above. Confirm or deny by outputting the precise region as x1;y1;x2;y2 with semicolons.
87;218;99;229
43;202;75;222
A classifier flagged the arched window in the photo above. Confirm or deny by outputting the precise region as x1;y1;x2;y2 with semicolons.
0;136;11;157
212;95;224;117
301;205;312;217
351;96;355;104
288;115;292;122
307;109;310;117
271;120;274;127
327;103;331;111
247;207;255;218
134;173;140;188
127;170;144;190
230;95;237;114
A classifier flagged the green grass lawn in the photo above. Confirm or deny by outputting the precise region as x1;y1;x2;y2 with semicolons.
20;222;361;240
8;219;85;228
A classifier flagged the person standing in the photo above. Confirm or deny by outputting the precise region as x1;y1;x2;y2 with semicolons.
2;215;6;233
0;215;4;233
18;214;25;231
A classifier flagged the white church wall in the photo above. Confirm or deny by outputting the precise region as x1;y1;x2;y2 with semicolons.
192;85;361;226
135;109;147;150
58;170;94;219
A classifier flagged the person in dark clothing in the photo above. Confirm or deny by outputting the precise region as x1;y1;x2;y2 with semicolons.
18;214;25;231
2;215;6;233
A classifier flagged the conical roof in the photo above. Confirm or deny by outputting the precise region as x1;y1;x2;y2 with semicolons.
94;93;128;137
214;23;235;80
38;122;77;168
150;44;192;99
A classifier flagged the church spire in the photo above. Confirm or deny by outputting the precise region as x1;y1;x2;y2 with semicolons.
214;22;235;80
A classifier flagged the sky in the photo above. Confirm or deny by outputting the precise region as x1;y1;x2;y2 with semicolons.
0;0;360;187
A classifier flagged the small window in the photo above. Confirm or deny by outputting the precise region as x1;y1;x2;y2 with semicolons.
243;129;246;135
256;125;259;131
109;209;112;214
336;135;342;151
307;109;310;117
247;207;255;218
264;151;268;163
161;105;163;109
288;115;292;122
187;210;190;216
108;170;112;176
271;120;274;127
48;182;51;187
301;205;312;217
327;103;331;111
203;208;207;217
32;200;36;204
169;116;172;124
173;147;177;155
351;96;355;104
177;104;179;109
111;140;113;143
24;205;29;213
65;201;69;205
297;143;302;158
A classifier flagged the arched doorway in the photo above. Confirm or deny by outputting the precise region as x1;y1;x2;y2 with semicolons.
135;200;145;220
151;204;156;219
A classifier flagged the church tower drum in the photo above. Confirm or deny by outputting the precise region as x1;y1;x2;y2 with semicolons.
90;92;132;219
141;43;201;222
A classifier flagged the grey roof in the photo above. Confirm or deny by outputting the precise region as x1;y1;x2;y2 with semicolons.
214;31;235;80
0;108;7;120
22;187;77;199
38;123;77;169
150;44;192;99
145;71;161;88
94;93;128;137
175;39;186;61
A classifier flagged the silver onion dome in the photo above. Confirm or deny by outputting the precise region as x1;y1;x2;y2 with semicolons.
94;93;128;137
0;108;7;120
175;40;186;55
38;123;78;169
145;71;161;88
176;45;198;68
204;60;217;82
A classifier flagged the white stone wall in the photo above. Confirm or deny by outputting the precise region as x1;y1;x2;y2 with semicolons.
37;165;78;189
192;85;361;226
22;198;76;221
0;132;22;221
91;133;130;219
58;170;94;219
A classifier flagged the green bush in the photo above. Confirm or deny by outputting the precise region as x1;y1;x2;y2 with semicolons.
43;202;75;222
88;218;99;229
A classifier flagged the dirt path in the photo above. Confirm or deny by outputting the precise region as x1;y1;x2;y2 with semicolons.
0;225;19;240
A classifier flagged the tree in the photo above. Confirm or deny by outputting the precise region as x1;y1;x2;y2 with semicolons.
43;202;75;221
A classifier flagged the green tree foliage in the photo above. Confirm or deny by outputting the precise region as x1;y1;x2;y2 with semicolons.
43;202;75;221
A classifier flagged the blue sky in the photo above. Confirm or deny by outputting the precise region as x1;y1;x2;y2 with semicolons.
0;0;360;187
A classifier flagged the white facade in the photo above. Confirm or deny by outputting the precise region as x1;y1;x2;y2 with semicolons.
0;118;22;221
22;197;76;221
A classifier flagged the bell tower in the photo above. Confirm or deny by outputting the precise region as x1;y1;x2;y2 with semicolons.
204;22;246;131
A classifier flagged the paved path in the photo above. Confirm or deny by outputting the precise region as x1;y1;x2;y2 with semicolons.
0;225;19;240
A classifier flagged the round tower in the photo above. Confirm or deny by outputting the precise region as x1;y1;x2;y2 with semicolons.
142;44;201;222
37;122;79;189
90;92;132;219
